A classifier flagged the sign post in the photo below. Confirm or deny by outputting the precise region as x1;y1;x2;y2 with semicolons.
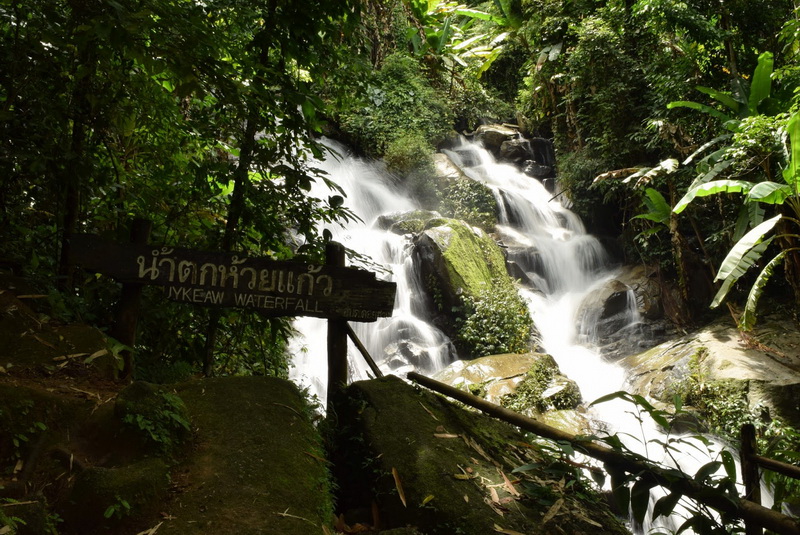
326;241;348;414
68;233;396;399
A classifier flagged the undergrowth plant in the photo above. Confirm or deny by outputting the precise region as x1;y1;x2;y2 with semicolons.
456;283;533;357
589;391;744;534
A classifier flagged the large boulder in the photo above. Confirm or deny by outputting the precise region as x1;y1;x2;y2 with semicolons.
153;376;334;535
469;124;519;156
434;353;589;435
413;219;537;356
413;218;509;313
330;375;628;535
621;314;800;428
576;264;676;360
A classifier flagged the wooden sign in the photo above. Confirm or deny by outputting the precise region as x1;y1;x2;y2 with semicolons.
68;234;396;322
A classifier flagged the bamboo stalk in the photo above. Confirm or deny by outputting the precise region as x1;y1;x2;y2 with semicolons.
407;372;800;535
345;324;383;378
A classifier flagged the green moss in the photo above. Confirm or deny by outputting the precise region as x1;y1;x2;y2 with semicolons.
431;219;508;299
500;356;581;414
332;376;628;535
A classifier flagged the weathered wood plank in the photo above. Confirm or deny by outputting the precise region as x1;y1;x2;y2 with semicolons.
68;234;396;322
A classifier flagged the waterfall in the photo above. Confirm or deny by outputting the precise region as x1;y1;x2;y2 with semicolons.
289;140;454;403
290;137;755;533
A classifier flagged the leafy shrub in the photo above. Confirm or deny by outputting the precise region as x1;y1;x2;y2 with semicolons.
384;133;435;175
501;358;565;413
441;177;498;231
116;383;191;455
456;283;533;357
338;53;454;158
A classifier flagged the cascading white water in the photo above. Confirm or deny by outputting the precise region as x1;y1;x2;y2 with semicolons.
289;140;454;403
292;136;758;533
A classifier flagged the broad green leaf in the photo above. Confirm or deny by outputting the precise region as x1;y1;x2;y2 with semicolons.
740;251;787;331
715;215;781;282
732;202;765;242
611;481;630;515
710;276;736;308
631;478;653;524
720;450;737;481
748;52;774;116
632;188;671;225
783;111;800;188
589;391;631;407
695;86;740;114
452;34;485;51
652;491;682;520
747;181;793;204
687;158;736;190
673;179;752;214
677;515;713;534
453;7;506;25
694;460;722;483
667;100;735;124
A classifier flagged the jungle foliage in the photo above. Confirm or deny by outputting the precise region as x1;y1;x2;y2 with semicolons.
0;0;363;379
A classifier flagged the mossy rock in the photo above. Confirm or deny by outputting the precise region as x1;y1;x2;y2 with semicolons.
376;210;441;235
435;354;587;434
413;218;526;349
0;384;88;477
331;375;627;535
62;457;170;532
150;376;333;535
114;381;191;456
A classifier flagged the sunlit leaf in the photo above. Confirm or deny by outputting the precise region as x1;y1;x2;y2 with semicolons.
667;100;735;125
747;182;793;204
673;179;752;214
783;111;800;188
695;86;741;114
748;52;774;115
715;215;781;282
740;251;787;331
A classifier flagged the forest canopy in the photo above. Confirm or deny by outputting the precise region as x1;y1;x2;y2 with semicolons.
2;0;800;379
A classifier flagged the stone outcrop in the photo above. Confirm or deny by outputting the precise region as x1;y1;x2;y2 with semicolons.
413;218;509;311
621;314;800;427
330;375;628;535
433;353;590;435
575;264;676;360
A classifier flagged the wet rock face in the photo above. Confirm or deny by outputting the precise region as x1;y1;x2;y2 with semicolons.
574;264;676;360
621;314;800;429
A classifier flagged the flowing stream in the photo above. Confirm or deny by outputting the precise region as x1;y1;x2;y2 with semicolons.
290;137;746;533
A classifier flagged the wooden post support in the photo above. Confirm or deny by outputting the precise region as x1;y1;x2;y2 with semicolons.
110;218;152;380
742;423;763;535
326;241;348;414
346;324;384;379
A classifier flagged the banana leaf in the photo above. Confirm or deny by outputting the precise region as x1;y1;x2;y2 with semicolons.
740;251;787;331
667;100;734;125
682;134;732;166
783;111;800;188
715;215;781;282
746;181;793;204
673;179;752;214
633;188;671;225
687;158;736;190
732;202;765;242
748;52;774;116
695;86;741;114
